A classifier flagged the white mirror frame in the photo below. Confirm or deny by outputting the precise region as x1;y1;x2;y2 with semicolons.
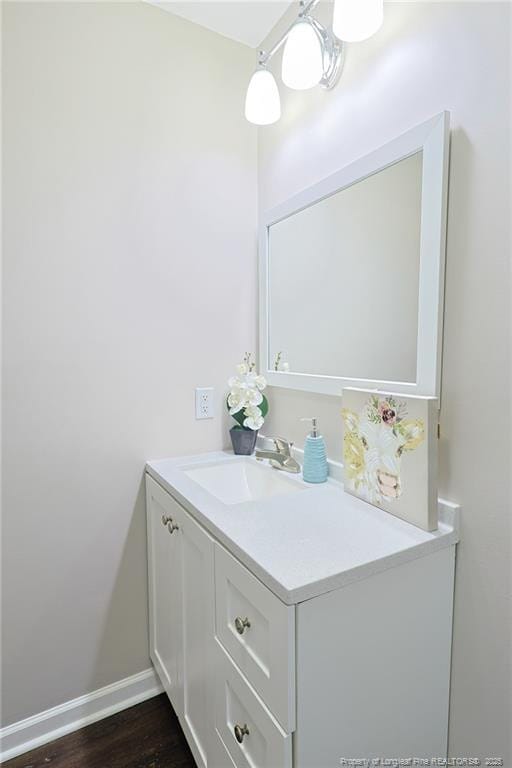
259;111;450;398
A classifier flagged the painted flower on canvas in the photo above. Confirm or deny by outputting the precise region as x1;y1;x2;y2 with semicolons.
342;394;425;505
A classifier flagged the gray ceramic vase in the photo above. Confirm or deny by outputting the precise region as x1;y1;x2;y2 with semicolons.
230;427;258;456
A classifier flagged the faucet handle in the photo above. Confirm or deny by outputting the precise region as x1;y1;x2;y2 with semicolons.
274;437;292;455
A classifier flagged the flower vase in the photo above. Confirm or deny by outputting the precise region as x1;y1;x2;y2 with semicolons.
230;427;258;456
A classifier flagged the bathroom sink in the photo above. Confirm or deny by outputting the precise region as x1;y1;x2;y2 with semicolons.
183;458;305;506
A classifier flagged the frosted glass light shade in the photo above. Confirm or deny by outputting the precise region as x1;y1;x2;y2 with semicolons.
333;0;383;42
281;20;324;91
245;69;281;125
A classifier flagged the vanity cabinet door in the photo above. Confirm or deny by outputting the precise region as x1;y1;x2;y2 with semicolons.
146;475;183;717
146;474;216;768
175;502;215;768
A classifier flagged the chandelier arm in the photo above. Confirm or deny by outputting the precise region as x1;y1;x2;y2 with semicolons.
305;15;345;89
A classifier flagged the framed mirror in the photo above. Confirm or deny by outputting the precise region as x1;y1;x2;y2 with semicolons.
259;112;450;398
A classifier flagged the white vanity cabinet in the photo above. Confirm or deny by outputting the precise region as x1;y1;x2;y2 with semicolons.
146;468;457;768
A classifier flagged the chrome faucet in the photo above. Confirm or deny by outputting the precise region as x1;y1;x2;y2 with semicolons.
255;437;301;474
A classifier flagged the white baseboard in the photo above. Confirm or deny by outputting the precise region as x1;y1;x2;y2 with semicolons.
0;667;163;763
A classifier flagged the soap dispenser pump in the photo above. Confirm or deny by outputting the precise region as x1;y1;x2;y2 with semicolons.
301;417;328;484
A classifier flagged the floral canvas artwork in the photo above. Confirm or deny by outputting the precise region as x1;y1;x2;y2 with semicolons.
342;388;438;531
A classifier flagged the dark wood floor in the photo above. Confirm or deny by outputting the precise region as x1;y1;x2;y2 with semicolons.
3;694;196;768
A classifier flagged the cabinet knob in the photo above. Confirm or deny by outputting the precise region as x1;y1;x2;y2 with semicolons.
161;514;172;526
234;616;251;635
234;723;249;744
167;520;179;534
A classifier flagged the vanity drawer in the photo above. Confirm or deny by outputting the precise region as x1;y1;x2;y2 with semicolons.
210;728;237;768
214;640;292;768
214;545;295;732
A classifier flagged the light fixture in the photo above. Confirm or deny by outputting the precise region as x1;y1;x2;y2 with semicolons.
332;0;383;42
245;68;281;125
244;0;383;125
281;19;324;91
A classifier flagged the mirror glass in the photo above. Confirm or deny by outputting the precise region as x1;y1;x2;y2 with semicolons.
268;152;423;383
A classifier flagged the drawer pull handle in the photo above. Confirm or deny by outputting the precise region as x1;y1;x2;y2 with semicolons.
161;514;172;526
234;616;251;635
234;723;249;744
167;520;179;534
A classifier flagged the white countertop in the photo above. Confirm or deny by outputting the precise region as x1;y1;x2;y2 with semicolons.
146;451;460;605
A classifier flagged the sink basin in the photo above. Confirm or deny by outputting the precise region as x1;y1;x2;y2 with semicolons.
183;458;305;505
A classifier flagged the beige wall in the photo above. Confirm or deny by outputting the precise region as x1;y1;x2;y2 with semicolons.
260;2;511;761
1;1;256;726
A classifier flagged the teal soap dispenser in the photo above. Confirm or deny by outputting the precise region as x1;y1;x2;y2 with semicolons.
301;417;328;483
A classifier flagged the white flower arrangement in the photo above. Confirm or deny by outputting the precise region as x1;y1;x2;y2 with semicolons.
227;353;268;431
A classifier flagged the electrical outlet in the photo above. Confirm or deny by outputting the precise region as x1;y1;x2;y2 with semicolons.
195;387;214;420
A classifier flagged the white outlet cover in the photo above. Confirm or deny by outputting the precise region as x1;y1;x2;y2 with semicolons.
195;387;214;419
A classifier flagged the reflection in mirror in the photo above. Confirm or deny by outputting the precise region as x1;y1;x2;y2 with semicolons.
268;152;423;383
